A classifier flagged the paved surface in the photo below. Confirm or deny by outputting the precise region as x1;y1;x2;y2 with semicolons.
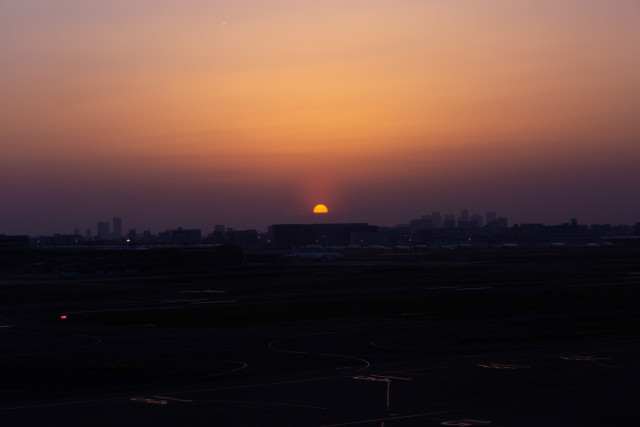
1;251;639;426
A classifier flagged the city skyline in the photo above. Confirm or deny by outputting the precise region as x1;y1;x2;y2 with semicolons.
2;1;639;236
2;203;638;237
11;206;639;239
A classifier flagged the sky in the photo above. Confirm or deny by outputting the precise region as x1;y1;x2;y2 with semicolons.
1;0;639;235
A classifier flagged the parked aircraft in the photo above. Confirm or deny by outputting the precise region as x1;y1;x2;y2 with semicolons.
549;243;567;248
290;246;342;261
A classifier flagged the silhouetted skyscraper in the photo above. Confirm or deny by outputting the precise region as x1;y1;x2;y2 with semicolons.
470;214;483;227
422;212;441;228
459;209;469;223
113;217;122;239
97;221;110;240
486;211;497;225
444;214;456;228
431;211;443;228
496;217;508;228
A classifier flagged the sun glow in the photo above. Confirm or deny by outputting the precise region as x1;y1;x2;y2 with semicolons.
313;204;328;214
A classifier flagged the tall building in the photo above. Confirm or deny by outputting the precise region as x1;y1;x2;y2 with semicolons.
113;217;122;239
486;211;497;225
170;228;202;245
420;212;442;229
97;221;110;240
431;211;443;228
411;218;433;231
444;214;456;228
496;217;508;228
470;214;483;227
459;209;469;223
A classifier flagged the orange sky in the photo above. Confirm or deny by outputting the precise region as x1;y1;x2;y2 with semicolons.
1;0;639;234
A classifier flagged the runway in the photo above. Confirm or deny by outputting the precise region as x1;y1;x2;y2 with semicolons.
1;251;639;425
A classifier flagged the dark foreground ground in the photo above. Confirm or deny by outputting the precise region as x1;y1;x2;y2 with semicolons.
1;249;639;426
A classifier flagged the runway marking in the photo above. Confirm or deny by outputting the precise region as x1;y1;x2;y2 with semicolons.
559;355;610;362
0;377;338;412
130;397;167;405
202;360;248;378
153;396;193;403
206;399;325;410
559;354;614;367
320;410;453;426
62;307;170;314
0;325;12;328
477;363;530;370
457;287;492;291
353;375;412;407
268;334;371;373
438;419;492;426
353;376;391;382
75;334;103;347
162;298;208;303
368;374;412;381
369;339;414;350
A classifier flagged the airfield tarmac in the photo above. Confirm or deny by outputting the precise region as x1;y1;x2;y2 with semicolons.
1;249;639;426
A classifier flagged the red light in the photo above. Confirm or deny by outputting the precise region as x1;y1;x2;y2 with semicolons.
60;315;67;319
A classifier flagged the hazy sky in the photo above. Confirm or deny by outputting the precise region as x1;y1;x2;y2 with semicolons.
2;0;639;235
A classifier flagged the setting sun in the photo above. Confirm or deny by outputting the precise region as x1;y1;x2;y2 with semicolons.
313;204;328;214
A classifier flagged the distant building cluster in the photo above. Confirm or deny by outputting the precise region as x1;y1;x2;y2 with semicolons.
409;210;508;230
2;212;639;277
268;223;378;250
5;210;640;251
